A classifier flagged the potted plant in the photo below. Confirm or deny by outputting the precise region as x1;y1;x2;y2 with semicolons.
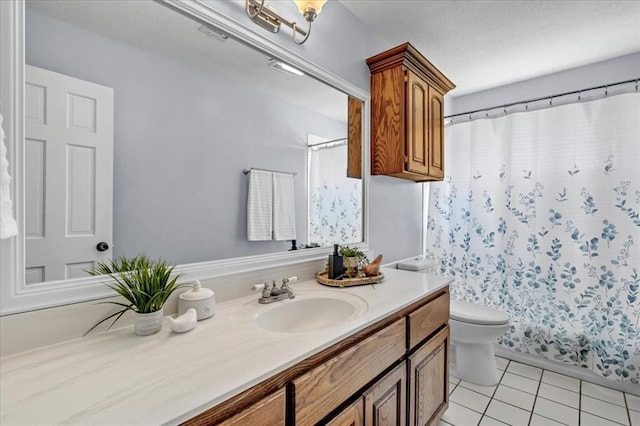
339;246;368;278
86;255;183;336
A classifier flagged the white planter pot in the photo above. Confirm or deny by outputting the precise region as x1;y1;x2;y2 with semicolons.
135;310;163;336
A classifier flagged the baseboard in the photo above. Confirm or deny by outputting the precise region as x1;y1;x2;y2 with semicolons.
495;346;639;396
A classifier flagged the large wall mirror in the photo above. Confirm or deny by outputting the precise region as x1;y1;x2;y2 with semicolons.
0;0;369;313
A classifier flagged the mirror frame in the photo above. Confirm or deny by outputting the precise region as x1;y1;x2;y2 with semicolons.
0;0;370;315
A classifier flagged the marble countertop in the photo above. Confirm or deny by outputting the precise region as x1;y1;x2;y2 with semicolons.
0;268;450;425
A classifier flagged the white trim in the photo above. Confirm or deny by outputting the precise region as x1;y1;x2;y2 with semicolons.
0;0;371;315
0;0;26;315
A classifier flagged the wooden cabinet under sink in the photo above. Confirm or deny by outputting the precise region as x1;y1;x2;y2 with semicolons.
183;287;450;426
367;43;455;182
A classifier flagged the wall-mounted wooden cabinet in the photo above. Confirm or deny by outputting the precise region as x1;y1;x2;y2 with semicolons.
367;43;455;182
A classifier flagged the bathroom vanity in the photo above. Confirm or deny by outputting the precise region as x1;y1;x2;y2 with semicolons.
0;269;450;425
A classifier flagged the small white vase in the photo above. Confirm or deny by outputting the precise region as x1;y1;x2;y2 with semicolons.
135;310;163;336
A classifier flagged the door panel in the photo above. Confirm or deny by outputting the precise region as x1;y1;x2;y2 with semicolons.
428;86;444;179
406;70;428;175
25;65;114;284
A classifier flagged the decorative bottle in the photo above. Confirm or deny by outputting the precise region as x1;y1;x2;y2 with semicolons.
328;244;343;279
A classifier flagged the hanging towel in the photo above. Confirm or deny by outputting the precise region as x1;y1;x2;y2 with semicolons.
247;169;273;241
0;113;18;240
273;172;296;241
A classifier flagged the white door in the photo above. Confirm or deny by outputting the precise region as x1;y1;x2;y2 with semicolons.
25;65;114;284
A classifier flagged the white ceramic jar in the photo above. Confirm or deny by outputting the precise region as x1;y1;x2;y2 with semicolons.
178;281;215;320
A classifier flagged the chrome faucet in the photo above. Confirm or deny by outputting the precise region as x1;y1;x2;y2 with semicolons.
252;276;297;304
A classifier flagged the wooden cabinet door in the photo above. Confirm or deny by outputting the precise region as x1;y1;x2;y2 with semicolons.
218;388;285;426
427;86;445;180
408;326;449;426
363;362;406;426
327;398;364;426
405;70;429;176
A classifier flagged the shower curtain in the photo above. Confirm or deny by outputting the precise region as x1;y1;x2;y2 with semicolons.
426;93;640;384
308;143;362;247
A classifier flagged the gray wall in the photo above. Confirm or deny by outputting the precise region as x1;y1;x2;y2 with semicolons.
201;1;426;263
25;10;347;265
447;52;640;116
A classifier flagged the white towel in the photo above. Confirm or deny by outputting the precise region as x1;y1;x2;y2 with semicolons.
0;113;18;240
273;172;296;241
247;169;273;241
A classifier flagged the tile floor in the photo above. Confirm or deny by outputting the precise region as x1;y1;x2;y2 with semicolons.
440;356;640;426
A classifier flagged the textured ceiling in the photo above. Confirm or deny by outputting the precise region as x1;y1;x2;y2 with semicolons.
340;0;640;96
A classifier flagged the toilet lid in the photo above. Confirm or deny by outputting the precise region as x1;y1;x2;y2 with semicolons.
450;300;509;325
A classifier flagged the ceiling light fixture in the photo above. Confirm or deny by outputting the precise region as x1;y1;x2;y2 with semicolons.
269;59;305;76
197;24;228;42
245;0;327;45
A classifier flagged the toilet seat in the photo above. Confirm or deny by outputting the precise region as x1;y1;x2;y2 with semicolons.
450;300;509;326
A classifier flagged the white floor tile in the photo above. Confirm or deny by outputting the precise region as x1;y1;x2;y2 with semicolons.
529;414;565;426
485;399;530;425
537;382;579;408
479;415;508;425
493;384;535;411
581;395;630;425
581;412;628;426
459;380;498;397
627;393;640;412
541;370;580;393
449;376;461;386
437;421;451;426
534;397;579;426
500;371;540;395
495;357;509;371
582;381;627;407
630;410;640;426
506;361;543;380
451;386;491;413
441;401;482;426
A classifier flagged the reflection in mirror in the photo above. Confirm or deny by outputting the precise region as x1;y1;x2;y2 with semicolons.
23;0;364;285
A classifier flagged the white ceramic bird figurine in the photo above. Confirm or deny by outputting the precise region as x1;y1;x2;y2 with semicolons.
168;308;197;333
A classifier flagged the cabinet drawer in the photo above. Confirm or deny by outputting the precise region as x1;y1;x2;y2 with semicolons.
293;319;406;426
218;387;285;426
408;291;449;349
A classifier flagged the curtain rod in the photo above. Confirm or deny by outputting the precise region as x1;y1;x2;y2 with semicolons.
445;77;639;119
243;167;296;176
307;137;347;148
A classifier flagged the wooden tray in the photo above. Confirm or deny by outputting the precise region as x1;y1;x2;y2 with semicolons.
315;271;385;288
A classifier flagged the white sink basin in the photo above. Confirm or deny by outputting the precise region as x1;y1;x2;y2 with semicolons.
255;290;369;333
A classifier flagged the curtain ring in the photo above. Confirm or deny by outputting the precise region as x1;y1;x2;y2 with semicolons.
525;102;528;110
605;85;608;96
485;111;489;118
635;79;638;91
469;114;472;121
503;106;507;114
549;97;553;106
578;91;581;101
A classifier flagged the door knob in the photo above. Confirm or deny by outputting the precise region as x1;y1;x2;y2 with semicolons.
96;242;109;252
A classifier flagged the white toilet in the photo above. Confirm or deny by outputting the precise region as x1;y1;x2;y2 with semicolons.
396;256;510;387
449;299;510;386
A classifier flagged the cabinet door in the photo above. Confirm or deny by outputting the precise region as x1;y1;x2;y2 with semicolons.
219;388;285;426
363;362;406;426
408;326;449;426
405;70;429;176
327;398;364;426
427;86;445;180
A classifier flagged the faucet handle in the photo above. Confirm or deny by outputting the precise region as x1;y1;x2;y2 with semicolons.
282;276;298;287
251;283;267;291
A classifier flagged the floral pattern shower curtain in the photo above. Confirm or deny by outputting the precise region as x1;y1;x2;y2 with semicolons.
426;93;640;384
308;144;362;247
